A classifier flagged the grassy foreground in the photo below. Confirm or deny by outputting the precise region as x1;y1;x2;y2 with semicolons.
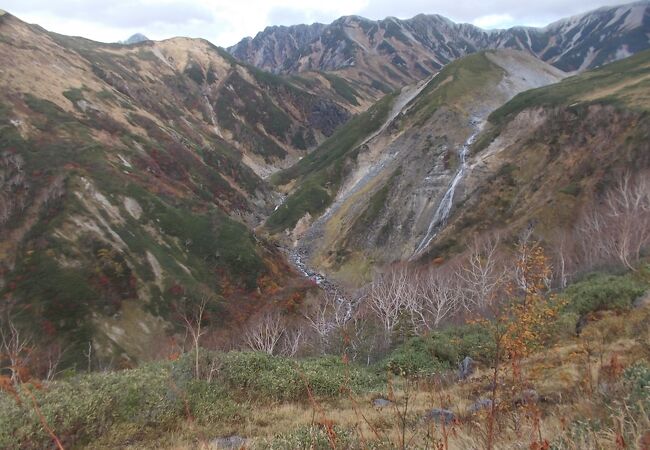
1;269;649;449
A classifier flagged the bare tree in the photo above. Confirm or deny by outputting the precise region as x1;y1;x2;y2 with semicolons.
243;309;286;355
458;235;508;311
42;342;66;383
602;173;650;270
280;326;304;357
577;172;650;271
180;296;212;379
365;265;413;339
0;315;32;384
304;292;348;352
409;268;464;333
550;228;576;289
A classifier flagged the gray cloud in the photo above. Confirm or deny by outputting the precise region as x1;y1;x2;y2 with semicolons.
356;0;636;27
3;0;214;28
266;7;330;28
2;0;642;46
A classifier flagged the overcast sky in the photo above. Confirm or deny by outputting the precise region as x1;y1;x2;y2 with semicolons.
2;0;638;47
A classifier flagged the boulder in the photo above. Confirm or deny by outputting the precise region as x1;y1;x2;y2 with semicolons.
458;356;475;380
423;408;455;424
211;435;246;449
633;291;650;308
468;398;493;414
372;398;392;409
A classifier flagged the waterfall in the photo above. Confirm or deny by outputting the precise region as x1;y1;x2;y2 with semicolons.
412;123;481;258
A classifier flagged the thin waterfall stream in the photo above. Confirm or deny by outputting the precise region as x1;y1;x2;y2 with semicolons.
412;121;482;258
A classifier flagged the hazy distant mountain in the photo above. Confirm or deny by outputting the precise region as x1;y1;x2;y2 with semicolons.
120;33;149;45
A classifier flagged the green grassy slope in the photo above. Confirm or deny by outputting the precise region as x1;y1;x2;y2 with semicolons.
0;13;334;366
426;51;650;261
266;92;397;232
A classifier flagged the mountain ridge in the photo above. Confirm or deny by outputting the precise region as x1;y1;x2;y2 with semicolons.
229;1;650;92
269;49;650;286
0;11;362;365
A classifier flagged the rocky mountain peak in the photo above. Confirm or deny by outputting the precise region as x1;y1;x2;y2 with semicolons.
228;1;650;91
121;33;149;45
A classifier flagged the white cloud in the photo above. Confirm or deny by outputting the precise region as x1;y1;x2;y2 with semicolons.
473;13;515;29
1;0;638;47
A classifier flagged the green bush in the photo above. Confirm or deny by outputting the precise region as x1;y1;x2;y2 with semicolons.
623;362;650;414
384;323;493;375
184;380;241;424
561;273;646;316
217;352;379;401
0;362;183;449
432;324;494;364
383;338;449;376
0;355;251;448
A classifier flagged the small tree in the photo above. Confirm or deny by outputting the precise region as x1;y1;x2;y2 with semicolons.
179;296;213;379
365;265;412;341
481;232;559;450
0;313;33;385
578;172;650;271
243;309;286;355
304;291;349;353
408;267;463;333
458;234;508;311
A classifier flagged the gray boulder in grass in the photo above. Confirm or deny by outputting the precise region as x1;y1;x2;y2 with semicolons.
458;356;475;380
211;436;246;449
468;398;493;414
423;408;455;424
373;398;392;409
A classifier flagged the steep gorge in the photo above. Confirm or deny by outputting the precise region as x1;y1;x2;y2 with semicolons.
267;50;567;286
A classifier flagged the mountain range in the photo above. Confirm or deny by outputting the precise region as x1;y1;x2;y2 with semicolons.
0;2;649;366
229;2;650;91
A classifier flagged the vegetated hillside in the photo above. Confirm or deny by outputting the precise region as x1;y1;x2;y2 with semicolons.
3;263;649;449
0;11;361;366
229;1;650;92
418;48;650;262
267;50;566;285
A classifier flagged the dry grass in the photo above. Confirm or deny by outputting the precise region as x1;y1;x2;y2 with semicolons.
82;306;650;449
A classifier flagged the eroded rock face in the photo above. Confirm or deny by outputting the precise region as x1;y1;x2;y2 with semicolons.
309;99;351;136
289;51;566;281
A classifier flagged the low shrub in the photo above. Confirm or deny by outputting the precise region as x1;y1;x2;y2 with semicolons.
561;273;646;316
216;352;380;401
623;362;650;414
0;357;247;448
384;323;493;376
0;362;182;449
383;338;449;376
